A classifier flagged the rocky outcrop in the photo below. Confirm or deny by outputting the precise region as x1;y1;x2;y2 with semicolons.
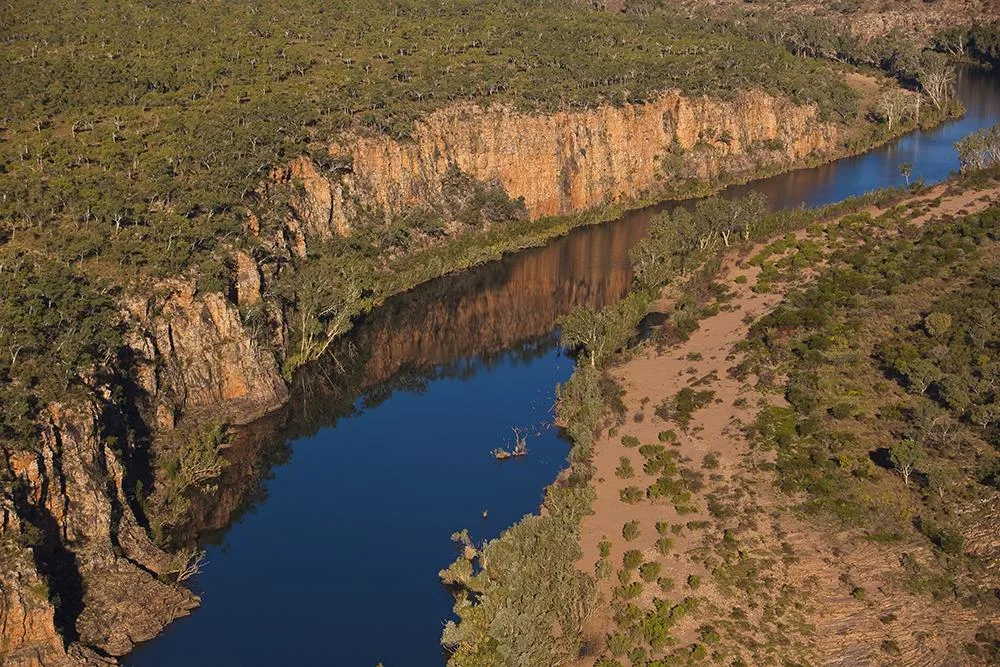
126;274;288;432
1;404;199;665
263;89;839;257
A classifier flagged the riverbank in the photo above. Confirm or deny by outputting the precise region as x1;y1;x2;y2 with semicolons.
572;176;1000;663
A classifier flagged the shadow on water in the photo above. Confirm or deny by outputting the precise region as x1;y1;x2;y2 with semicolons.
129;66;1000;667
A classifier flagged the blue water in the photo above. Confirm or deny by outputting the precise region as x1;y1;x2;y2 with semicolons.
725;67;1000;210
132;339;575;667
129;66;999;667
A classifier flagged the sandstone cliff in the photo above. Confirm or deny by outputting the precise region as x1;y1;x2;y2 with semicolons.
269;89;840;257
1;403;198;666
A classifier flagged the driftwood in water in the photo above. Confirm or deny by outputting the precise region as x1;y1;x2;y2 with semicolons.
491;427;528;460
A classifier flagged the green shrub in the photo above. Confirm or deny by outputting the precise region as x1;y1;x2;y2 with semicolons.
599;539;612;559
658;430;678;443
615;456;635;479
640;561;662;582
623;550;644;570
621;435;641;448
622;521;641;542
618;581;643;599
620;487;645;504
699;625;721;645
655;537;675;556
607;633;631;657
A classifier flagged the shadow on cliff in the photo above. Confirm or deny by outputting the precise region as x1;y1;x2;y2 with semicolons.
13;483;85;644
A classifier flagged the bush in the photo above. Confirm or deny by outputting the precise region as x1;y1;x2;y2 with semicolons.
640;561;662;582
618;581;643;599
655;537;675;556
622;521;641;542
599;539;612;559
621;435;641;448
615;456;635;479
620;487;645;504
623;550;644;570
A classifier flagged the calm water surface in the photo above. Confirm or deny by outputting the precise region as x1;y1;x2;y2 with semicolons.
129;67;999;667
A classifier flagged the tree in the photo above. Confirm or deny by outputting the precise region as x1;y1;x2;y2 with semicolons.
923;311;951;338
900;358;940;395
696;192;768;246
955;123;1000;172
925;466;955;500
288;261;371;370
629;208;701;287
918;56;956;111
560;306;609;368
899;162;913;186
560;293;648;368
889;439;924;487
876;89;909;132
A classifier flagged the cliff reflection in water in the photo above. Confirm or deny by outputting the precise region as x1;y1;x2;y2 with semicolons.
176;209;651;543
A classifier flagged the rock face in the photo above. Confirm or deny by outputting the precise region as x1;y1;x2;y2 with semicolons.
126;280;288;432
1;404;198;666
264;89;839;256
0;85;857;664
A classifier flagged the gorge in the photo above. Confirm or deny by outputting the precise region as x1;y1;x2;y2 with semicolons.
122;67;1000;666
2;3;999;663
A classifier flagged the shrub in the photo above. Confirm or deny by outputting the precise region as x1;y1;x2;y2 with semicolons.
622;521;641;542
881;640;901;655
618;582;643;599
620;487;644;504
607;633;631;657
621;435;641;448
640;561;662;582
599;539;612;559
687;574;702;589
655;537;675;556
615;457;635;479
699;625;721;645
623;550;644;570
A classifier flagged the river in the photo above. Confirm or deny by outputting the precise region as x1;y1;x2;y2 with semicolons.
128;66;999;667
